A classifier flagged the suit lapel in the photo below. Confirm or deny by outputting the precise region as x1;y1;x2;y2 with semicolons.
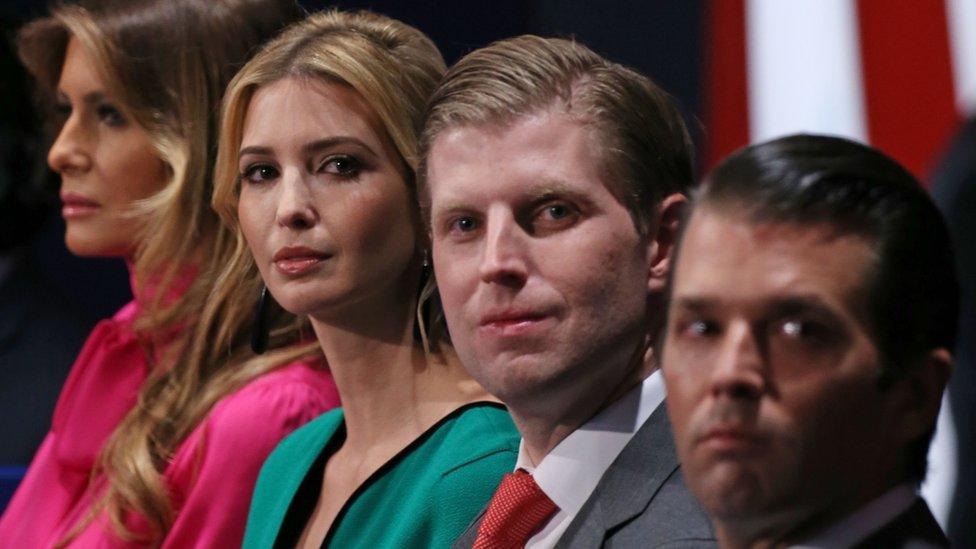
555;402;679;547
854;497;949;548
452;507;487;549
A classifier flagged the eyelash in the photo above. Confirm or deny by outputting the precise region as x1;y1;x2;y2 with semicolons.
238;154;366;186
52;102;127;128
96;103;126;127
239;164;279;185
319;155;362;178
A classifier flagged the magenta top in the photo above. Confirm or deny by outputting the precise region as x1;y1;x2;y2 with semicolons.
0;276;340;548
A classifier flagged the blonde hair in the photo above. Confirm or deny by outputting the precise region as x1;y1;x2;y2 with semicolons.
419;35;695;235
18;0;305;542
212;9;448;348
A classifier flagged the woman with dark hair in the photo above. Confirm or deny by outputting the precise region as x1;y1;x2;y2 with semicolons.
0;1;341;546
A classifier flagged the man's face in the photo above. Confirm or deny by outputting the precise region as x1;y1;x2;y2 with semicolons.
663;208;899;532
427;110;657;413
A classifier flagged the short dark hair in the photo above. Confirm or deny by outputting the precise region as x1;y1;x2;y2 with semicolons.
689;133;958;480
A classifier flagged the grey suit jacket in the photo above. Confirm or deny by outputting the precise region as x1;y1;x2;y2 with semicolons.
453;402;715;548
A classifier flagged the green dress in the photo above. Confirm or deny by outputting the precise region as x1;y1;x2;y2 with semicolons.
243;402;519;548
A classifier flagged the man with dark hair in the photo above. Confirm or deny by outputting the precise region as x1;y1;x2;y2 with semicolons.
423;36;714;547
663;133;956;547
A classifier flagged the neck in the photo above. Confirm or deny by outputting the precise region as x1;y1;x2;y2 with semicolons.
514;344;654;466
713;477;907;549
309;293;488;453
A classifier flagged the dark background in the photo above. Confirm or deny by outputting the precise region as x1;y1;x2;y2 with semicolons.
0;0;704;322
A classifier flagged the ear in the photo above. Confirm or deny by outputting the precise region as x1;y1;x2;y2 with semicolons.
888;348;953;446
647;193;687;294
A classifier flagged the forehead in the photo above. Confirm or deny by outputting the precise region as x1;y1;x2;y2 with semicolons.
241;77;385;150
672;209;875;311
425;110;614;207
58;37;104;92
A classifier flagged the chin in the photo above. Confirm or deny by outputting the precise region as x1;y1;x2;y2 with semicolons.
268;290;314;317
268;284;341;318
64;233;130;258
694;465;773;520
476;354;572;406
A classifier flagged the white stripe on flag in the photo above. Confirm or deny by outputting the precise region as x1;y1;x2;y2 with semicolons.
746;0;868;143
946;0;976;116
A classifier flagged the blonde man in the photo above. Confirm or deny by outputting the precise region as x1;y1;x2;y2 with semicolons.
421;36;715;548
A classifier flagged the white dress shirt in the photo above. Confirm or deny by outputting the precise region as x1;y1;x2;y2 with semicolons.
516;371;667;548
791;484;919;548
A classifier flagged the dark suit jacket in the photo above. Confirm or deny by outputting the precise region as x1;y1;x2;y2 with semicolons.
453;403;716;548
854;497;949;549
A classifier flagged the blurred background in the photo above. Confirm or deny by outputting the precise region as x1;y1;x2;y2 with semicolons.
0;0;972;546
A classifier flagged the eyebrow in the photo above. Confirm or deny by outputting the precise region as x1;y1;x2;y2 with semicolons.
431;179;593;214
671;294;838;317
55;90;107;106
764;296;840;320
238;136;374;161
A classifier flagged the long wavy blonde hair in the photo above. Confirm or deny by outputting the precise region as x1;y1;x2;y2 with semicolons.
211;10;449;350
18;0;306;542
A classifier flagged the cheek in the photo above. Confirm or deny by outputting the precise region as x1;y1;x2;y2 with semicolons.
343;187;415;262
432;245;480;321
101;133;168;203
560;235;647;324
238;189;273;264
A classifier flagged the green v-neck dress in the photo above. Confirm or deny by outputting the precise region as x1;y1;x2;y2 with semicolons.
242;402;518;548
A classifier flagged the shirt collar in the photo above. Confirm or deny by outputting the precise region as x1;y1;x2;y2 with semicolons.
792;484;918;548
515;370;666;515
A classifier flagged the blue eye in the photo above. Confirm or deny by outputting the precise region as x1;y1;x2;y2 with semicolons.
452;217;478;232
545;204;570;219
532;201;580;233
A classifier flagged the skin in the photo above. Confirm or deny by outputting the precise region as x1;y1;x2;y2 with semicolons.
427;108;683;464
663;208;950;548
48;37;168;257
237;78;488;547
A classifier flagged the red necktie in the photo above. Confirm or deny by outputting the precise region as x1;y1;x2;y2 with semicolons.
473;469;559;549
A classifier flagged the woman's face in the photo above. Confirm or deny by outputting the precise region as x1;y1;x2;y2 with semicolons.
237;77;419;320
48;37;168;257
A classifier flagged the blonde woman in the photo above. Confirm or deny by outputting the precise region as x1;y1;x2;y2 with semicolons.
1;0;341;546
209;10;520;548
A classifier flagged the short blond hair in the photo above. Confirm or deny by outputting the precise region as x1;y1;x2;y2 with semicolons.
419;35;694;235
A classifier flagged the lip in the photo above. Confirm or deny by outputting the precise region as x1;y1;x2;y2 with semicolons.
478;309;554;337
60;191;101;219
697;424;762;454
272;246;332;277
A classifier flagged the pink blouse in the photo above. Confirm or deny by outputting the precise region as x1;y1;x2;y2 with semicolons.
0;280;340;548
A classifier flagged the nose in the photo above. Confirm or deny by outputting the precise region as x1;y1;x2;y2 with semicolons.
275;170;317;230
709;321;765;401
478;208;529;288
48;113;91;176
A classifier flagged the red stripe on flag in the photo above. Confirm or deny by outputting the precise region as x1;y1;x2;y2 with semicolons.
704;0;749;171
857;0;959;181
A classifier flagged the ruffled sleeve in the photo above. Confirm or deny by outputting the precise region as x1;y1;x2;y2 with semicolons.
0;300;151;547
50;301;149;471
158;361;339;549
